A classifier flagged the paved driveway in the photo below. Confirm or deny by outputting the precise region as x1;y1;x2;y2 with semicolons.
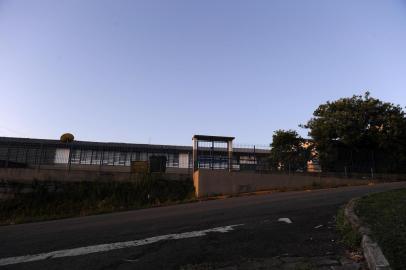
1;182;406;270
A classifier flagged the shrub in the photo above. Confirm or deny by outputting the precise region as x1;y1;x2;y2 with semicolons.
60;133;74;143
0;176;195;225
336;207;362;249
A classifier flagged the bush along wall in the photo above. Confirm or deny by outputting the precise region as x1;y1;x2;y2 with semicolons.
0;176;195;225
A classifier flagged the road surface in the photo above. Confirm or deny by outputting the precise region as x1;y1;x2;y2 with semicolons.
1;182;406;270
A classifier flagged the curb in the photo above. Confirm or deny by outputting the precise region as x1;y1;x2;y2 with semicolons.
344;198;391;270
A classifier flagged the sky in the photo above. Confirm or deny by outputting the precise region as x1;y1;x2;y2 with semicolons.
1;0;406;146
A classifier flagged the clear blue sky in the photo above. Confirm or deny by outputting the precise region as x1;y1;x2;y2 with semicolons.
1;0;406;146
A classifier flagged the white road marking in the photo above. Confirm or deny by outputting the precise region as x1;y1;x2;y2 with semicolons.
278;218;292;224
0;224;243;266
123;259;139;262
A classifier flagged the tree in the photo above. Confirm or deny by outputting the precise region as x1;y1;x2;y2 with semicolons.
60;133;74;143
269;130;312;172
303;92;406;173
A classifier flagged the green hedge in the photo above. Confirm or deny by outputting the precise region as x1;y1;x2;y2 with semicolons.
0;177;195;225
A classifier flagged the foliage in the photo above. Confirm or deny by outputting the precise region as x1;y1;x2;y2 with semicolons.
60;133;74;143
336;207;361;249
0;177;195;225
269;129;312;172
355;189;406;270
303;92;406;173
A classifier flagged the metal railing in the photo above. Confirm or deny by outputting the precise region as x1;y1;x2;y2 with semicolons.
0;140;270;173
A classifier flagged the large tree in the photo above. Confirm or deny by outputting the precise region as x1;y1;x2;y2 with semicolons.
269;129;312;172
303;92;406;173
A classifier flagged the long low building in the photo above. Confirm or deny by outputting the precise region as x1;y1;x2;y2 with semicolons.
0;136;270;173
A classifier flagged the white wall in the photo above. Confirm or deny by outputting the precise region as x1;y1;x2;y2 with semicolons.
179;153;189;168
54;148;70;164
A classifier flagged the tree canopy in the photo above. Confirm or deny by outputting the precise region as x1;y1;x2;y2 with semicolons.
303;92;406;173
269;129;312;172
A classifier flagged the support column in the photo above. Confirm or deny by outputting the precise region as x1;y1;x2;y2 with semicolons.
37;144;43;171
227;141;233;172
211;141;214;170
193;139;198;172
5;144;10;168
67;145;72;172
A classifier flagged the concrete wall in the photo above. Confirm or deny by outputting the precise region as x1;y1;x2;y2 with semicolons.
0;168;191;183
38;165;190;174
193;169;373;198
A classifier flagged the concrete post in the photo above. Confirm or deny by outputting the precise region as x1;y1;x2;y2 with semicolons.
99;148;104;172
211;141;214;170
193;139;198;172
227;141;233;172
5;144;10;168
37;144;43;171
68;145;72;172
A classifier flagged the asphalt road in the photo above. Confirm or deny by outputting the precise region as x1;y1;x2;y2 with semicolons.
1;182;406;270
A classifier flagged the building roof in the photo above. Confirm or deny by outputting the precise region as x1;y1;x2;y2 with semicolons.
192;135;235;142
0;136;190;151
0;136;269;154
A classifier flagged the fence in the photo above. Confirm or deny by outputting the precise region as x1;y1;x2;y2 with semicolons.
0;141;188;172
0;138;271;174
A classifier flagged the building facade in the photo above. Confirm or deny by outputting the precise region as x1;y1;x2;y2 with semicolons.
0;136;270;173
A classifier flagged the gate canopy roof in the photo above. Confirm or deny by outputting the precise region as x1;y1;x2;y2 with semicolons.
192;135;235;142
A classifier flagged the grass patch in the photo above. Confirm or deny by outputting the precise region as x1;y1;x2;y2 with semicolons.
294;261;316;270
0;176;195;225
355;188;406;270
336;207;362;250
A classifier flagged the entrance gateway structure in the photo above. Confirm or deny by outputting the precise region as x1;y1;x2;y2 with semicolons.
192;135;234;172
